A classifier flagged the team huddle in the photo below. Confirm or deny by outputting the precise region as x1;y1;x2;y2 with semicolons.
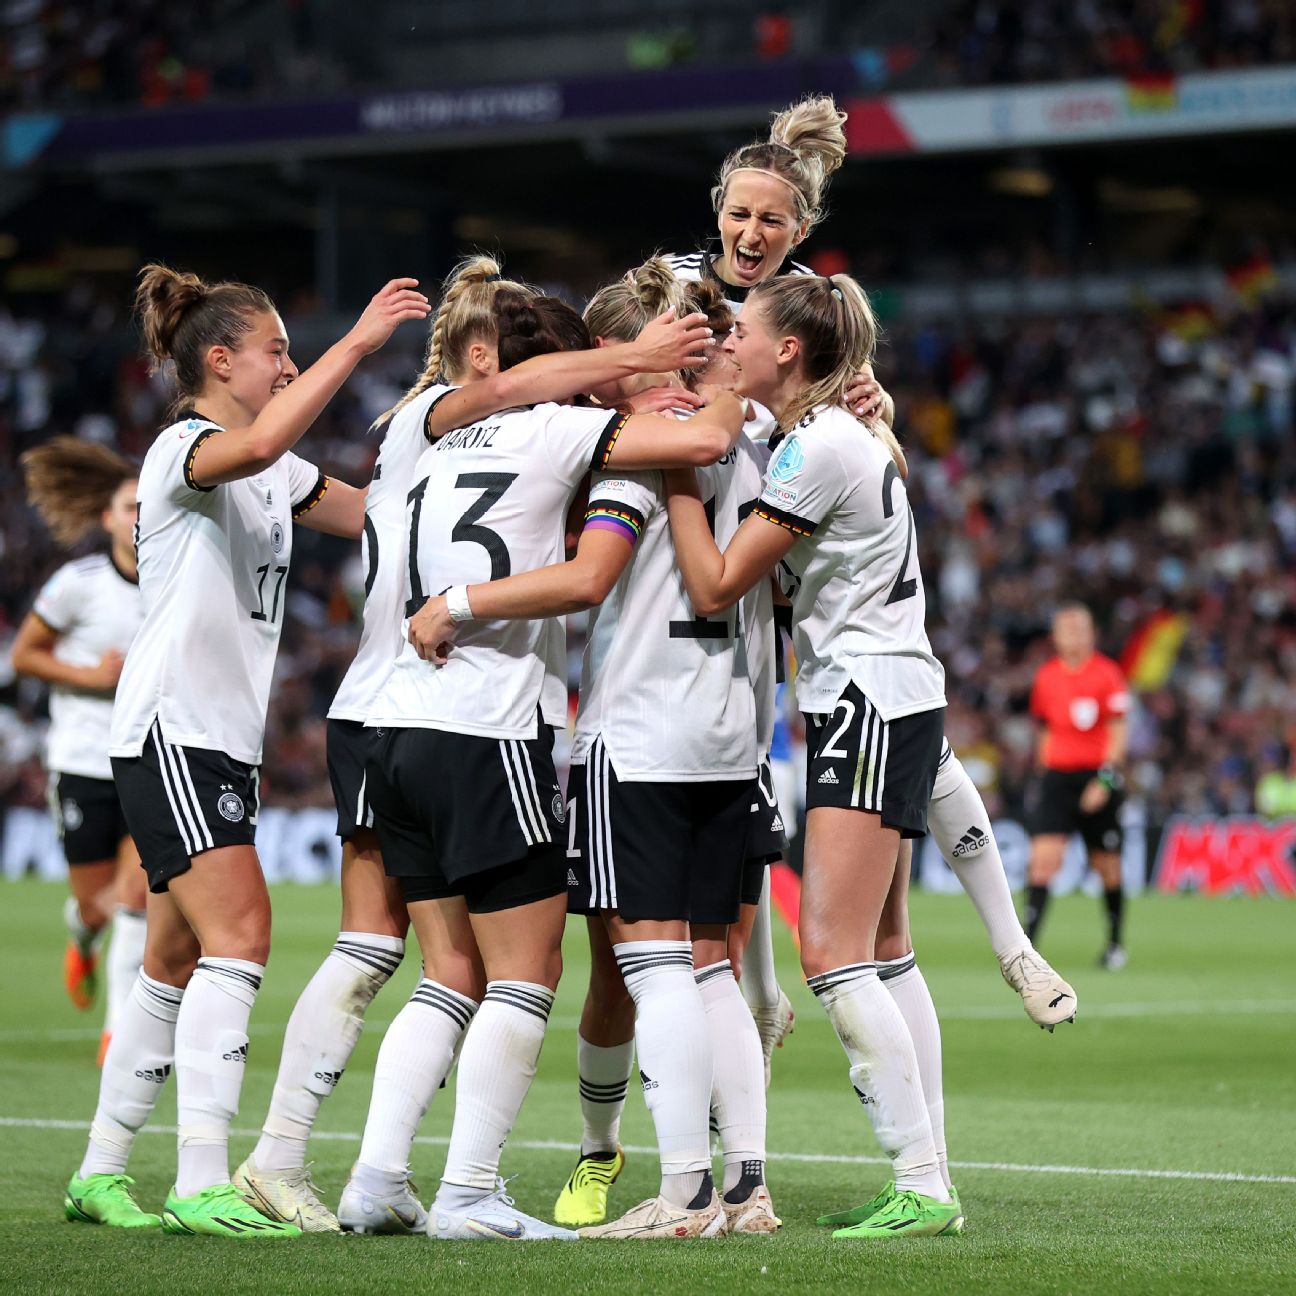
25;95;1081;1244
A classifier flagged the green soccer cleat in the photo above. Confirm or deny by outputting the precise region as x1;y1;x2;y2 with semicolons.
553;1147;625;1226
162;1183;302;1237
65;1173;162;1229
831;1188;964;1239
816;1179;896;1227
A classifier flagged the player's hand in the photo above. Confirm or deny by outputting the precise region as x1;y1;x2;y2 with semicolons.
634;308;714;373
623;385;703;416
81;649;125;691
845;363;888;423
407;595;457;667
347;279;432;355
1080;779;1110;813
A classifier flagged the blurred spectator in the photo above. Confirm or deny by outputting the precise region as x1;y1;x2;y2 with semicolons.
1255;741;1296;817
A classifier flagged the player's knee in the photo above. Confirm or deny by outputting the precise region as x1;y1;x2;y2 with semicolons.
874;931;912;963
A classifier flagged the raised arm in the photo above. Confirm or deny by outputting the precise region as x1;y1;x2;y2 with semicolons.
664;468;796;616
606;392;746;470
427;308;713;437
407;527;635;665
190;279;430;487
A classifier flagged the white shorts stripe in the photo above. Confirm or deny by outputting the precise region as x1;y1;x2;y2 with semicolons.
874;709;890;809
171;741;215;851
513;740;552;845
498;741;539;847
250;766;260;827
150;722;200;856
355;770;368;834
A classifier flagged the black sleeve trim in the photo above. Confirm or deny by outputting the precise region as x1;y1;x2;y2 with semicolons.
292;472;330;519
182;427;219;493
754;503;817;537
422;385;459;443
590;410;631;473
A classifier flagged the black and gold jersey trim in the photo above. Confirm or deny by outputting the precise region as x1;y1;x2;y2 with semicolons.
754;503;817;537
422;384;458;444
292;472;330;518
182;427;219;493
591;409;631;473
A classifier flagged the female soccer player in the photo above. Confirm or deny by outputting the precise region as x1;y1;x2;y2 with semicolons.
13;439;145;1058
62;263;429;1237
659;272;962;1238
408;264;774;1240
670;94;1076;1035
358;290;744;1242
235;255;716;1233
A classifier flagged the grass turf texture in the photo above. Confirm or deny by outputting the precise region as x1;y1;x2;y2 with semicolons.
1;883;1293;1295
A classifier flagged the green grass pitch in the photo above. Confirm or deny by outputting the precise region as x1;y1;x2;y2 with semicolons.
1;882;1293;1295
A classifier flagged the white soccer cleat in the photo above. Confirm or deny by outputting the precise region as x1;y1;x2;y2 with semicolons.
998;946;1078;1031
232;1157;341;1233
723;1185;781;1234
337;1169;428;1234
428;1180;578;1241
750;989;795;1087
580;1191;727;1240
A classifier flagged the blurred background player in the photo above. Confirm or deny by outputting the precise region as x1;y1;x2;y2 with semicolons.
1025;603;1132;969
12;439;146;1062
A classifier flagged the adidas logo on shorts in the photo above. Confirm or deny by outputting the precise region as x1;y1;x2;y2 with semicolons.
771;813;785;832
817;767;840;785
951;826;990;857
640;1069;659;1092
566;869;579;887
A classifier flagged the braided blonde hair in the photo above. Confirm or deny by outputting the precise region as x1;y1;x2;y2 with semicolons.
385;254;533;418
712;95;848;232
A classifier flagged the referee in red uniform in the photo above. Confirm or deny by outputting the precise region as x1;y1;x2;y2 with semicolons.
1024;603;1131;969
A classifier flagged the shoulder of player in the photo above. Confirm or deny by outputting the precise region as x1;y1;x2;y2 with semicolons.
1094;653;1129;683
662;250;706;281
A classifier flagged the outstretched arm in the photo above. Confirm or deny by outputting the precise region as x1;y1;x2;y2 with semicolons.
427;308;713;437
190;279;430;486
407;527;635;665
664;469;796;616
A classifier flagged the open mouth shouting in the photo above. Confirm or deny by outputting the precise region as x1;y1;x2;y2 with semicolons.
733;243;766;279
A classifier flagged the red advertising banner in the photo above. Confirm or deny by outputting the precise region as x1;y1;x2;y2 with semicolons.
1155;817;1296;896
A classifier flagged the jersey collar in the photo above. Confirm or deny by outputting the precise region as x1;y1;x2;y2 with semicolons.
108;549;139;586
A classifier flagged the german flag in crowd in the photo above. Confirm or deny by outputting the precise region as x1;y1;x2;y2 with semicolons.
1121;610;1190;692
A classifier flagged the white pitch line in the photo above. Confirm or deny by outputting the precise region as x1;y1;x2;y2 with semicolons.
2;1117;1293;1186
3;999;1294;1045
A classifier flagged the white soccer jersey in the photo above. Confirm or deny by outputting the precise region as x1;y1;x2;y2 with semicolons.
369;402;628;740
329;383;453;721
32;554;143;780
110;412;328;766
664;248;814;316
756;405;946;721
571;444;757;782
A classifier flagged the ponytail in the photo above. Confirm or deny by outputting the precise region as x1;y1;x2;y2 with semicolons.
20;437;138;547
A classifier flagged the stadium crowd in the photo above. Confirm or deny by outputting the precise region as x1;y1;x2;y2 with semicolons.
3;0;1295;112
3;278;1293;827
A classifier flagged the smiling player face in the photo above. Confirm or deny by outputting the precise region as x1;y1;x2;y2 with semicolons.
715;172;807;288
722;303;782;407
222;310;299;419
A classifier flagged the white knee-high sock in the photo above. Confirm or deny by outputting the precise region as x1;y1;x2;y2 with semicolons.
436;981;554;1204
696;960;767;1198
739;872;782;1015
104;906;147;1035
878;953;949;1190
253;932;405;1171
578;1034;634;1157
353;978;477;1181
173;956;262;1197
615;941;714;1208
80;971;183;1177
929;752;1029;959
808;962;948;1202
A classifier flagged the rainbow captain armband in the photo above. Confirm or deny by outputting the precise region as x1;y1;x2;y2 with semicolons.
583;502;646;545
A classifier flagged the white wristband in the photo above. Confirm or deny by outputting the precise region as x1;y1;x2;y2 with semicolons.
445;585;474;624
